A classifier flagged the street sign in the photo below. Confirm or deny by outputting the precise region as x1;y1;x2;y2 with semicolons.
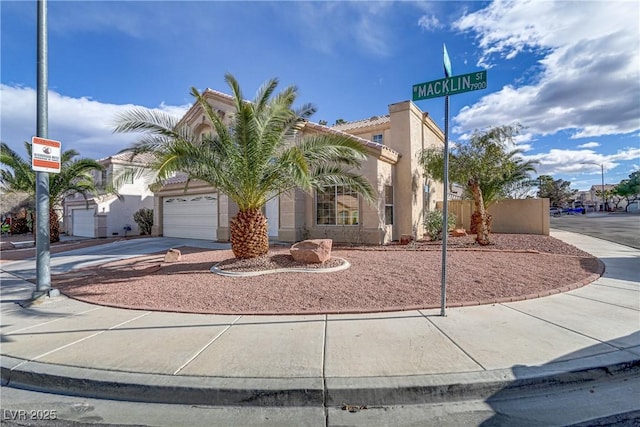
32;136;61;173
413;70;487;101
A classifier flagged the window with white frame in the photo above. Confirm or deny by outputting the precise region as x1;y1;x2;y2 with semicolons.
316;186;359;225
372;133;383;144
384;185;393;225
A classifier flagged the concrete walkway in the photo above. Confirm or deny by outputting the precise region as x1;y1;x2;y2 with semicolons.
1;231;639;411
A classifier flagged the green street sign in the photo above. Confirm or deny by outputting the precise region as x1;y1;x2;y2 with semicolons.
413;70;487;101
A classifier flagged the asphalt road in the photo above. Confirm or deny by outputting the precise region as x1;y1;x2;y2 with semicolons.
550;212;640;249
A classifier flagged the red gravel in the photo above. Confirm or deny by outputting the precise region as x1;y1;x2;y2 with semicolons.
51;234;603;315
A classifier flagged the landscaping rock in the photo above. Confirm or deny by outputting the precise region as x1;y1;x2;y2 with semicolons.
451;228;467;237
290;239;332;263
164;248;182;263
400;234;414;245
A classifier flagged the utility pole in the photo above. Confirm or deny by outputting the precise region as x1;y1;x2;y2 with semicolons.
33;0;57;299
582;162;605;213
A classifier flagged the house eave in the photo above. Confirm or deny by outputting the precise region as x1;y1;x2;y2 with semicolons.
177;88;236;128
303;121;400;165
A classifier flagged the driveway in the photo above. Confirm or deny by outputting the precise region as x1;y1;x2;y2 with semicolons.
550;212;640;249
0;237;230;281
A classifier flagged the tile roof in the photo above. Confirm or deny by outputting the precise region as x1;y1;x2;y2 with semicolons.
303;121;399;162
331;115;391;131
99;151;156;165
162;172;190;185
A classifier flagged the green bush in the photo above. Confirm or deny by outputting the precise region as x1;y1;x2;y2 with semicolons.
423;209;456;241
133;208;153;235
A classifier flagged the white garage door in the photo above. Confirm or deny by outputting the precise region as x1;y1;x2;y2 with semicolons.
162;194;217;240
72;208;95;238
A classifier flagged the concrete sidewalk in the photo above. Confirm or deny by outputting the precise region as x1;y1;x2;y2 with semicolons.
1;231;639;412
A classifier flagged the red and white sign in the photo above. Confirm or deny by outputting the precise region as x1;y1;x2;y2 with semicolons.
32;136;61;173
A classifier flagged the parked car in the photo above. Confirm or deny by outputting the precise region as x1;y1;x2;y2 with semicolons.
566;207;585;215
550;207;563;216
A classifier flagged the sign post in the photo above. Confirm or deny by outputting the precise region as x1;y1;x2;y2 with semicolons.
413;45;487;316
33;0;59;300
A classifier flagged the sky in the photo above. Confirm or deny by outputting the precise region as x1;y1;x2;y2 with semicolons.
1;0;639;192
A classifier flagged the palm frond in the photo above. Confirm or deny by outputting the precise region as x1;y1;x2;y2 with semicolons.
113;74;375;213
112;108;181;138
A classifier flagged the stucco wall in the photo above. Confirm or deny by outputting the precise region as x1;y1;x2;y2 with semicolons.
63;167;154;238
436;198;550;235
388;101;444;240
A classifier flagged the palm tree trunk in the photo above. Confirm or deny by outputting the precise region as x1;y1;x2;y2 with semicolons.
49;207;60;243
230;209;269;259
31;209;60;243
469;180;490;245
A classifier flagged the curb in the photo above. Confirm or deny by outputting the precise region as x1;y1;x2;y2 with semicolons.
54;258;605;316
2;351;638;407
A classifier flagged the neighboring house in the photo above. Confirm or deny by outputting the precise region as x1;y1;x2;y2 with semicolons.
151;89;445;244
63;152;155;238
586;184;617;211
576;184;630;211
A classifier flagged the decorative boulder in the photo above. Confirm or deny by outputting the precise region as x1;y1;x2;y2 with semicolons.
451;228;467;237
290;239;332;263
164;248;182;263
400;234;414;245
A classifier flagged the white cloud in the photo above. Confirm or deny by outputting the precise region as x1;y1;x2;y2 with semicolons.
452;1;640;139
0;84;189;160
418;15;443;32
521;147;640;176
577;142;600;148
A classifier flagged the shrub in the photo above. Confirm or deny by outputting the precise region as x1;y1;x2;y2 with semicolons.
133;208;153;235
423;209;456;241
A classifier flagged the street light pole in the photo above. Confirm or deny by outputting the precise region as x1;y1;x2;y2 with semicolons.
600;163;605;212
582;162;605;212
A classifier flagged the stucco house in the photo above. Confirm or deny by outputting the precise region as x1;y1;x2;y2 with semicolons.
576;184;619;211
150;89;446;245
63;151;155;238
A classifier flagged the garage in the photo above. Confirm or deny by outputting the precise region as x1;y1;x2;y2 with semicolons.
162;194;217;240
72;208;96;238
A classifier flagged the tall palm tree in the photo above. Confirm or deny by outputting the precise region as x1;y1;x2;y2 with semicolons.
0;141;104;242
114;73;374;259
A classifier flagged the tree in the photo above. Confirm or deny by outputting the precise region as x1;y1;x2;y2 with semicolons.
595;187;616;211
318;119;328;126
334;118;347;126
615;170;640;211
418;124;537;245
0;142;104;242
133;208;153;235
474;154;538;206
609;186;624;210
114;74;374;259
536;175;578;207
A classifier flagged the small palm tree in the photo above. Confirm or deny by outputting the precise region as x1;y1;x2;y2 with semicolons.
419;125;538;245
0;142;104;242
476;151;538;207
114;73;374;258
